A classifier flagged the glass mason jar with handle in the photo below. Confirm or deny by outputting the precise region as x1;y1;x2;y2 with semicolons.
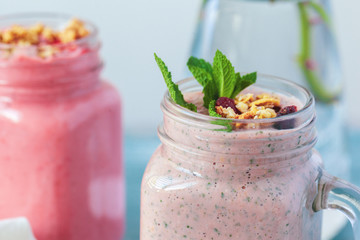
140;75;360;239
0;14;124;240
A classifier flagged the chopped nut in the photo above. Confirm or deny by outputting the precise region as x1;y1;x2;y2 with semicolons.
250;98;281;108
236;111;256;120
59;29;77;43
26;31;39;45
2;30;15;43
66;18;84;29
236;102;249;113
235;93;254;104
216;106;237;119
224;107;237;118
11;25;27;38
60;19;89;43
38;45;58;58
29;23;45;35
255;108;277;119
42;27;57;43
78;27;89;38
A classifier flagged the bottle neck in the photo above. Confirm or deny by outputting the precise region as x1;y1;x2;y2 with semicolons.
0;45;102;100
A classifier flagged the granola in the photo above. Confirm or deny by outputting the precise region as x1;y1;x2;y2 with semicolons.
214;93;298;130
217;93;284;120
0;18;90;58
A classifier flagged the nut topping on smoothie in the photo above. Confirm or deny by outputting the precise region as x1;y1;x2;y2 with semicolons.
215;94;280;120
155;50;298;131
0;19;90;58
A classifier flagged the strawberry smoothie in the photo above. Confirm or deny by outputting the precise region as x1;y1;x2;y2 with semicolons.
0;15;124;240
140;77;323;239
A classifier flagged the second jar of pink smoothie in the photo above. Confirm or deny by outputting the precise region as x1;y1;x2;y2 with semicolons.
0;14;124;240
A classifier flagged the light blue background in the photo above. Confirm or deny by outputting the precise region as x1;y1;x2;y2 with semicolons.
0;1;359;239
0;0;359;133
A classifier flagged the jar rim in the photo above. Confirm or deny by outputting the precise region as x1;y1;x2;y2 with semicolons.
159;74;317;159
158;74;317;158
161;74;315;127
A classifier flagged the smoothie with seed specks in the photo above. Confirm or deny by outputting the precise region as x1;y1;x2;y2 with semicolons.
0;15;124;240
141;51;360;240
140;80;322;239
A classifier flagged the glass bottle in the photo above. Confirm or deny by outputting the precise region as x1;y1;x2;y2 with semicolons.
0;13;124;240
191;0;349;181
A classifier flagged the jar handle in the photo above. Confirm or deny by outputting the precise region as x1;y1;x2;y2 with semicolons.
313;169;360;238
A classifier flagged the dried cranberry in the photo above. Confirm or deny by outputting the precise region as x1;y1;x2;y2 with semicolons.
277;105;297;117
273;106;281;113
274;105;298;130
216;97;240;114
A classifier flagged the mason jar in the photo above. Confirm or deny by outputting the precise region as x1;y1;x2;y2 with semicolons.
0;13;124;240
140;75;360;239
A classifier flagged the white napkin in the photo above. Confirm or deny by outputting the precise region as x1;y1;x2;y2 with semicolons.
0;217;36;240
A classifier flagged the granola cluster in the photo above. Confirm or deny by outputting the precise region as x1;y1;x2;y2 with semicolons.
214;93;298;130
0;19;89;58
216;93;281;120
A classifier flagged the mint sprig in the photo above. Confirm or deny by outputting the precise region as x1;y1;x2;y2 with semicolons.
154;53;197;112
187;50;257;108
155;50;257;132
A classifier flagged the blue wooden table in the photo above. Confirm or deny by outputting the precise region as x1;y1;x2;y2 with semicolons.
124;135;160;240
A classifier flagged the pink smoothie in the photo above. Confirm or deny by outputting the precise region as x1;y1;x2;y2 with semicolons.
141;88;322;239
0;26;124;239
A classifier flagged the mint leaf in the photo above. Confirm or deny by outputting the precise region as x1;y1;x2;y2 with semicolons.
208;100;222;118
230;72;257;99
154;53;197;112
208;100;233;132
187;57;213;86
212;50;236;98
240;72;257;88
187;56;216;108
203;82;218;108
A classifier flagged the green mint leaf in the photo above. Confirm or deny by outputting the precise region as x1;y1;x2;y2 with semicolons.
212;50;236;98
208;100;222;118
187;57;213;86
154;53;197;112
230;72;257;99
231;73;243;99
208;100;233;132
203;82;218;108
